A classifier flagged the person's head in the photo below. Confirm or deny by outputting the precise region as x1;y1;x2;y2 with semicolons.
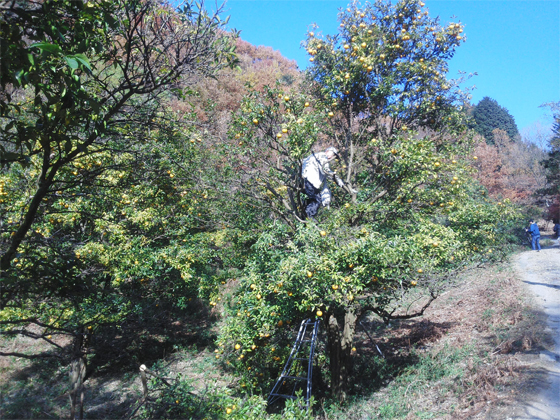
529;219;534;224
325;147;339;161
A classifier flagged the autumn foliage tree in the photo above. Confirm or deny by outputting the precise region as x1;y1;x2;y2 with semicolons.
473;129;547;203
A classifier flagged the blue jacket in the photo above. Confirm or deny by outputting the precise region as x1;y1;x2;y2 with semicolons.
528;223;540;236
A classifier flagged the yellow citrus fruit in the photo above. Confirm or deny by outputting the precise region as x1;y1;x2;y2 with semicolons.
316;310;323;317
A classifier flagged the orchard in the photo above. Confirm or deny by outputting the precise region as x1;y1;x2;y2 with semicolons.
0;0;526;416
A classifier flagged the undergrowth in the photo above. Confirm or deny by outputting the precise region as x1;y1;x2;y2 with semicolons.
0;258;547;419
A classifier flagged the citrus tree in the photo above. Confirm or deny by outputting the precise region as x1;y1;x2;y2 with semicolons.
216;0;518;401
0;0;237;271
0;0;237;415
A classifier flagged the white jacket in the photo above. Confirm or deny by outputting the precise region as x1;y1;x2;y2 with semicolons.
302;152;336;189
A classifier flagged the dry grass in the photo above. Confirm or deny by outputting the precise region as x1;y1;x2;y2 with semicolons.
321;258;549;419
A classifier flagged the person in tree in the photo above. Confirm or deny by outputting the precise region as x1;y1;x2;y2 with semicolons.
301;147;354;219
525;219;541;252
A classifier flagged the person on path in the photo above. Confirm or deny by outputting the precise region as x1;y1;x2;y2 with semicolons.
526;219;541;252
553;220;560;239
301;147;355;219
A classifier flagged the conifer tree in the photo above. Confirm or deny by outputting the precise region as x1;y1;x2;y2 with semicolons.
471;96;519;144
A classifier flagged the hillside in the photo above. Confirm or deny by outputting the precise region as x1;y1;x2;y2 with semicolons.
1;1;556;419
2;234;559;419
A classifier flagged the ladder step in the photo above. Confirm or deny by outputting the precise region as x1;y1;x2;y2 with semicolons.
270;393;297;400
279;375;307;381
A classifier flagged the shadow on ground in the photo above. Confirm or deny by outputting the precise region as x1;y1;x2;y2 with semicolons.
0;298;217;419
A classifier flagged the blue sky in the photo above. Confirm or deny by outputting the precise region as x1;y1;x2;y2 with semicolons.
221;0;559;135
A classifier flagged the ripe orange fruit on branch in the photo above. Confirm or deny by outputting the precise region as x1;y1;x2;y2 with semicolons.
316;310;323;317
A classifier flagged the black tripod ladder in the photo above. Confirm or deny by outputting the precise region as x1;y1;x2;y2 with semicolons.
268;318;320;410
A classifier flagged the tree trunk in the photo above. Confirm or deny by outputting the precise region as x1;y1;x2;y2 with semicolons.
69;331;87;420
325;310;357;402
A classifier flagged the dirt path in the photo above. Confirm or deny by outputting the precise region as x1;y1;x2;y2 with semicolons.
512;238;560;420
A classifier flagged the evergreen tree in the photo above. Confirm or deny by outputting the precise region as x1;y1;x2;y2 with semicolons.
472;97;520;144
542;105;560;195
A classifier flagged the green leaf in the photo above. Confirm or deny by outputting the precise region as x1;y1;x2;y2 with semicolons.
74;54;91;71
64;57;79;70
29;42;62;54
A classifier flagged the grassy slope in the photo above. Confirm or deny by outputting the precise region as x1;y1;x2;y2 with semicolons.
0;252;549;419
